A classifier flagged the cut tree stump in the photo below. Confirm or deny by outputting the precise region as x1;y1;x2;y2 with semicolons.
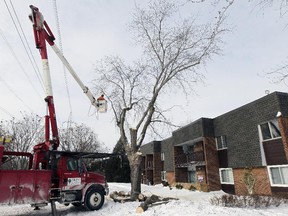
137;193;146;201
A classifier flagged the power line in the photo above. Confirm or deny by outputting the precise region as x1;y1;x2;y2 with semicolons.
0;76;35;113
53;0;73;120
0;28;43;102
0;105;15;118
9;0;44;89
1;1;44;116
4;0;45;95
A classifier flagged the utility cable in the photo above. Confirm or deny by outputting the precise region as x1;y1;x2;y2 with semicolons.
0;29;43;102
0;76;35;113
0;105;15;118
9;0;44;90
53;0;73;121
4;0;44;95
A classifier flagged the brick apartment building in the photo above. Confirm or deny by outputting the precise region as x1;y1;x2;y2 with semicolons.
140;91;288;195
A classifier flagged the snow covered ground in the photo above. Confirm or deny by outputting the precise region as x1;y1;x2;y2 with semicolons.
1;183;288;216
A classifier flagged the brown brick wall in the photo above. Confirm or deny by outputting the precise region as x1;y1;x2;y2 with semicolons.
174;146;184;182
197;168;206;183
196;168;208;192
153;153;162;184
233;167;272;195
194;142;203;152
203;137;221;191
263;139;287;165
278;116;288;162
146;170;153;185
175;168;188;182
174;146;182;157
166;171;175;185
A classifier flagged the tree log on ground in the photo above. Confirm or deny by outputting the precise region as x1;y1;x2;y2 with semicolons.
136;195;178;213
109;191;146;203
109;190;177;212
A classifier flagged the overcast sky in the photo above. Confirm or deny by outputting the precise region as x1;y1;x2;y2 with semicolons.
0;0;287;151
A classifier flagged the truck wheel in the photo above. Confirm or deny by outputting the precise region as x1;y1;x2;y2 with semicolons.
84;188;104;211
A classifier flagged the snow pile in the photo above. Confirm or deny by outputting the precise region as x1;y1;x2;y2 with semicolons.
1;183;288;216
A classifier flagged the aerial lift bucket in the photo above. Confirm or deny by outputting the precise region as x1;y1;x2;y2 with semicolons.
97;98;108;113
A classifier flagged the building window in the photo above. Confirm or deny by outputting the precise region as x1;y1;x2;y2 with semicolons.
183;144;194;154
219;168;234;184
216;136;227;150
161;171;167;181
188;170;197;183
268;165;288;187
161;152;165;161
260;119;281;141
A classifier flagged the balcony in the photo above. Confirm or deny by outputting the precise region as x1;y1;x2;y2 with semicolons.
175;152;204;168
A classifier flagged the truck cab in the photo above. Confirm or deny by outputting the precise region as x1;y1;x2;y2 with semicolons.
49;151;109;210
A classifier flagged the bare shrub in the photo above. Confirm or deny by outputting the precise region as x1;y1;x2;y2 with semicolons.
242;168;256;195
210;194;286;208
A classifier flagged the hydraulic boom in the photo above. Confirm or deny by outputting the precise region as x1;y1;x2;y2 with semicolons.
29;5;107;152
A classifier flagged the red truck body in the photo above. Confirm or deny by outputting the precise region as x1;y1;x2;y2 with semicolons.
0;169;51;205
0;145;109;211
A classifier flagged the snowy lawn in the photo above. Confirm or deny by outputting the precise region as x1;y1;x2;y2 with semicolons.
1;183;287;216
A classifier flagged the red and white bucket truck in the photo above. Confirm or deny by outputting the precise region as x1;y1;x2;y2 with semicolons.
0;5;109;215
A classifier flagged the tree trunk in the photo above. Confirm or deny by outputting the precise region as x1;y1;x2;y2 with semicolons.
128;152;142;201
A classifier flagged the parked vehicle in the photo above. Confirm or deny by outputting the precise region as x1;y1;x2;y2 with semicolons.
0;5;109;216
0;148;109;211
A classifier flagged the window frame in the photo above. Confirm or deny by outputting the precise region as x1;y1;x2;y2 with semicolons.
216;135;227;150
161;152;165;161
161;171;167;181
219;168;234;184
267;165;288;187
259;119;281;141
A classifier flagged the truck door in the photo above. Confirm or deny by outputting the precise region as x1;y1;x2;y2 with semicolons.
61;157;85;190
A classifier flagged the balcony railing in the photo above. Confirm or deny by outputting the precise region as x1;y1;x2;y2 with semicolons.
175;152;204;168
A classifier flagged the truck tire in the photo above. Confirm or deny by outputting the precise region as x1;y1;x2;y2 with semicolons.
84;187;104;211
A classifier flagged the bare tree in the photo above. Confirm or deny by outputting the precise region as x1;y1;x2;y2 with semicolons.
1;113;43;170
0;116;102;169
252;0;288;17
94;0;233;199
251;0;288;83
59;121;102;153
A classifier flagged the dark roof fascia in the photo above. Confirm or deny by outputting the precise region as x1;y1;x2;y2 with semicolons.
49;150;120;159
172;117;213;134
214;91;288;120
174;137;204;146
